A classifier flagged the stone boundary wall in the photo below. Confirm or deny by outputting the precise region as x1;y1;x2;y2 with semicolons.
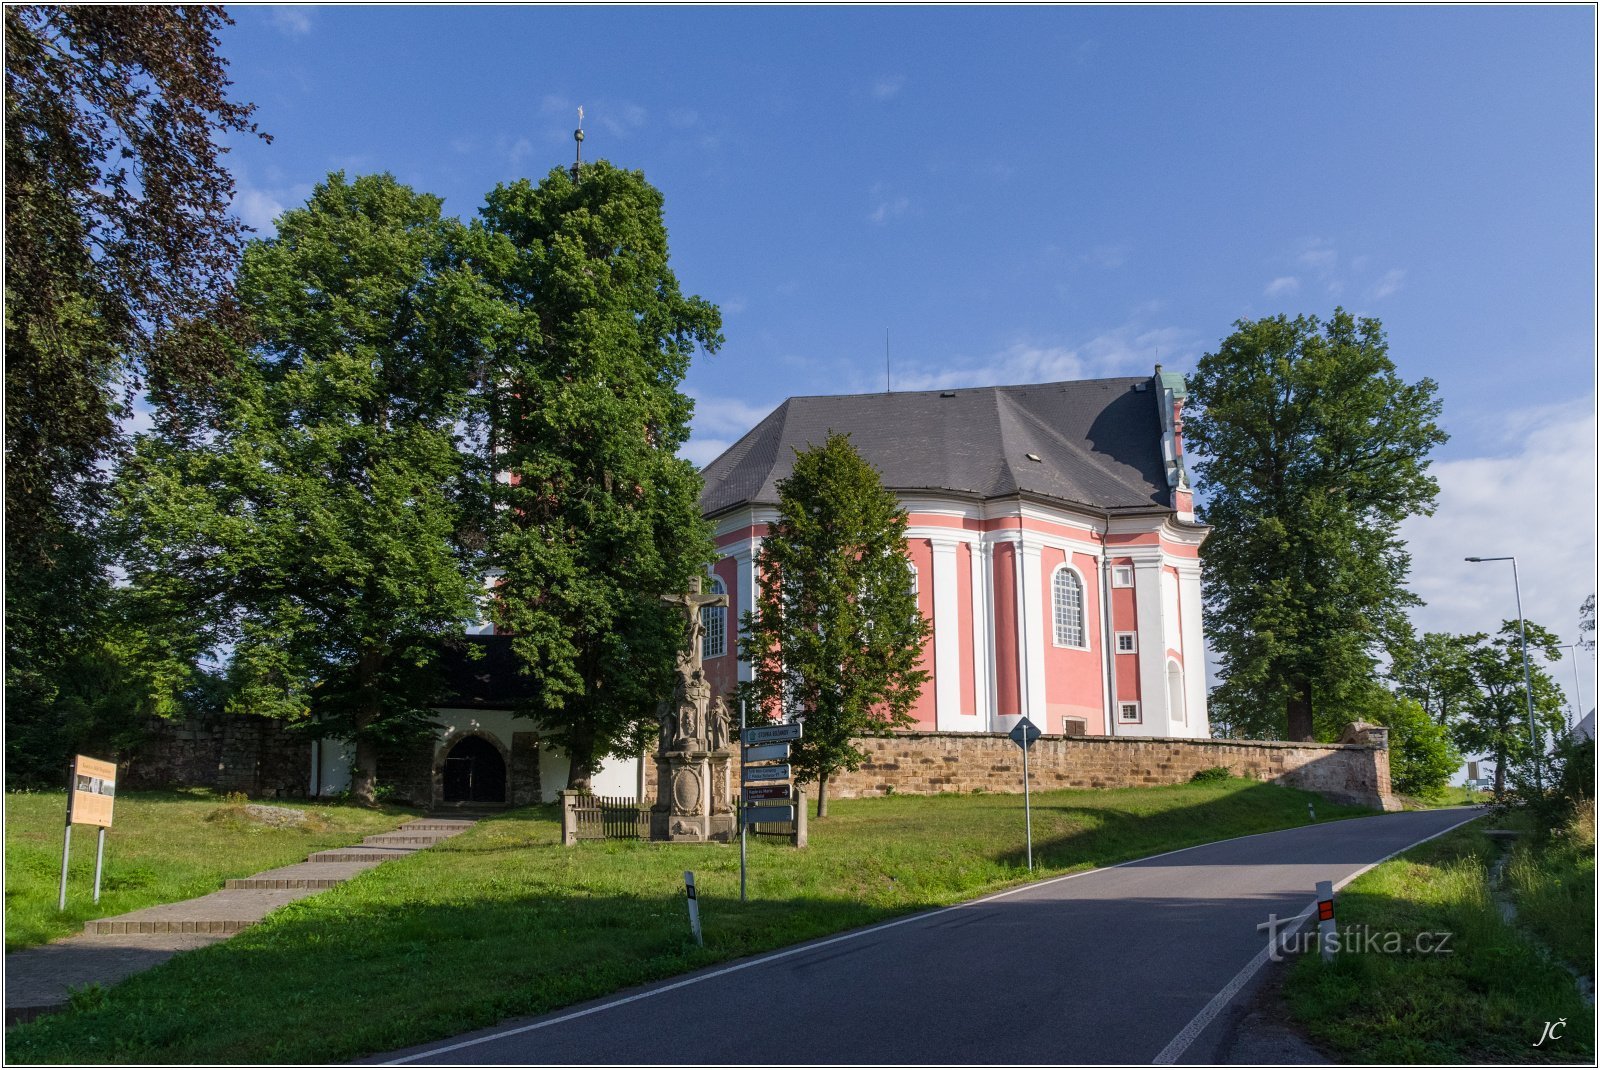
644;728;1397;811
119;713;311;799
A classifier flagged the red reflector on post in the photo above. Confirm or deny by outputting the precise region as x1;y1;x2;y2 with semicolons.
1317;900;1334;921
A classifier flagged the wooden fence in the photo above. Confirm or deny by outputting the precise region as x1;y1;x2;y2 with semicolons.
560;791;649;845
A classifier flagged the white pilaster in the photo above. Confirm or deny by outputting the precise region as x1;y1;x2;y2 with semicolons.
1019;541;1047;726
733;543;760;684
930;538;963;730
970;541;991;725
1133;560;1168;735
1177;565;1208;737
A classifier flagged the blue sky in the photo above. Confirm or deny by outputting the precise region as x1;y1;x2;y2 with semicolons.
217;5;1597;713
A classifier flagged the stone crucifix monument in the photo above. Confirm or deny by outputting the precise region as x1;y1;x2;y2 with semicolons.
650;577;736;843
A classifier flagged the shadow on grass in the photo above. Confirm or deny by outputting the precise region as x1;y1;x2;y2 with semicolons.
990;780;1377;870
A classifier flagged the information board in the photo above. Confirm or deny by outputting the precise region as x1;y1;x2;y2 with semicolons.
70;755;116;828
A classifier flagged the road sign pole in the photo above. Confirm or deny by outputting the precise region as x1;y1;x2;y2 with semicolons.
93;826;106;904
1023;734;1033;872
739;700;748;904
58;760;74;912
684;870;704;946
58;823;72;912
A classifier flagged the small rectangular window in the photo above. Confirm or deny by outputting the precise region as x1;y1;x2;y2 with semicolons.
1116;632;1137;654
1119;702;1141;723
1113;565;1134;588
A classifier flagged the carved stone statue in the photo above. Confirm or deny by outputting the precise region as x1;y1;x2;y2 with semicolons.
650;577;735;842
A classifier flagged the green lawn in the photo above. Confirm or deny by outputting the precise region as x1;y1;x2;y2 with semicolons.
1284;815;1595;1063
4;789;417;951
7;778;1369;1064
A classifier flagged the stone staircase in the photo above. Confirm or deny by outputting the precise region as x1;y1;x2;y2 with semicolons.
6;817;474;1022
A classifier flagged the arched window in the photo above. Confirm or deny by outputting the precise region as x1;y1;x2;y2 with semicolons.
701;577;727;659
1052;565;1085;648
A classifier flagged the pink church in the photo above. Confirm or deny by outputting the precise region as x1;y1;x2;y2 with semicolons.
695;368;1211;739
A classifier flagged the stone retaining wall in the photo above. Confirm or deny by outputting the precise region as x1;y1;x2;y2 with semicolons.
644;726;1397;811
120;713;311;799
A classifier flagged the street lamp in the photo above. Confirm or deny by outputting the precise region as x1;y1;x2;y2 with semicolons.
1554;643;1586;733
1465;556;1540;789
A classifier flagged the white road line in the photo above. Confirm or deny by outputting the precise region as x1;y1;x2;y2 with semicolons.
382;809;1454;1065
1150;809;1488;1065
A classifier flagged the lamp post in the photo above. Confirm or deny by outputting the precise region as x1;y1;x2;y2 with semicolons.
1465;556;1540;789
1554;643;1585;733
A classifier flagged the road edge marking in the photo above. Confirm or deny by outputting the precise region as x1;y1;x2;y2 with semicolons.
1149;808;1488;1065
380;807;1449;1065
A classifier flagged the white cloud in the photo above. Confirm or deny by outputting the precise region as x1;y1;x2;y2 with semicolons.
867;184;910;225
871;75;905;101
682;393;781;468
890;323;1203;392
271;7;312;35
1081;244;1130;270
1264;275;1300;298
1370;268;1406;299
233;184;286;233
1399;400;1598;711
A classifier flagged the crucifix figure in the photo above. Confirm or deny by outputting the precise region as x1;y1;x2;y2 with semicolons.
660;576;727;675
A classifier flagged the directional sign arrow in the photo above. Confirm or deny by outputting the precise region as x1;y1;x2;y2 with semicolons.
742;742;790;764
744;804;796;824
742;784;792;803
742;723;802;745
1008;716;1042;750
743;764;790;782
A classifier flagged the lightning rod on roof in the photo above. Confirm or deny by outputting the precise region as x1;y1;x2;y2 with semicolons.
886;328;891;393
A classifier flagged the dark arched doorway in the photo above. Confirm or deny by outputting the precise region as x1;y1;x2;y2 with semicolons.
441;735;506;803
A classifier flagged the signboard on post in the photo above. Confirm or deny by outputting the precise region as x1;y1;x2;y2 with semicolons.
71;755;117;828
744;764;791;782
60;755;117;911
741;742;791;764
744;804;796;824
742;722;802;745
743;784;792;803
1008;718;1039;871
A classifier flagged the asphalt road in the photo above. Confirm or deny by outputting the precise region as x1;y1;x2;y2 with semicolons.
377;807;1481;1066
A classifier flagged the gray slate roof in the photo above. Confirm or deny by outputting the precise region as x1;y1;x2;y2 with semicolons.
699;376;1173;518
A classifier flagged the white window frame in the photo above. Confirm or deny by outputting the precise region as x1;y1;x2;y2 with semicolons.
1051;564;1088;649
1112;564;1134;588
701;577;727;660
908;561;918;597
1118;701;1141;723
1115;631;1137;654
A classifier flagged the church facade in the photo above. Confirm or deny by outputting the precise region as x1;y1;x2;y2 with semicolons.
309;367;1211;806
695;368;1211;739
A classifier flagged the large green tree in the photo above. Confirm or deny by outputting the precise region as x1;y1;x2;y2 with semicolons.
475;162;721;789
4;5;265;771
737;432;931;818
1453;621;1568;800
117;173;490;803
1184;310;1447;741
1390;631;1478;727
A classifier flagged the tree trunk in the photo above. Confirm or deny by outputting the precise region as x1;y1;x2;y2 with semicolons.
816;772;829;818
1493;739;1507;802
1286;678;1315;742
351;650;382;807
565;727;595;792
352;735;379;807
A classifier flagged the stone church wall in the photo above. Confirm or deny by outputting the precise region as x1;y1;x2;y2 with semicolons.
645;728;1397;811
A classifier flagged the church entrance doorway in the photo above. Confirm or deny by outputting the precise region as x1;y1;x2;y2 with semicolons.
441;735;506;803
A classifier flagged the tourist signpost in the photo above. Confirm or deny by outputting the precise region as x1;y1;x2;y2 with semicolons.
60;755;117;910
738;705;803;901
1008;717;1041;871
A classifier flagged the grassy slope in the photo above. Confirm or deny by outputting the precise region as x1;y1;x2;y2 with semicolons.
4;790;416;951
7;778;1368;1064
1284;817;1595;1064
1506;806;1596;975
